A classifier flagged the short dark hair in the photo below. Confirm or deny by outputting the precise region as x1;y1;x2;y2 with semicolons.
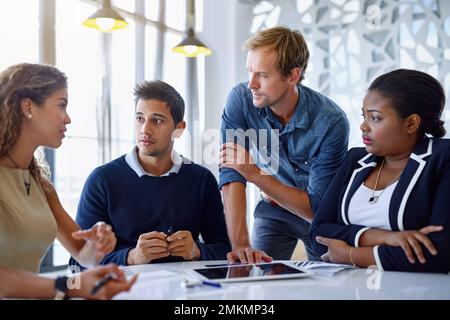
133;80;185;125
368;69;446;138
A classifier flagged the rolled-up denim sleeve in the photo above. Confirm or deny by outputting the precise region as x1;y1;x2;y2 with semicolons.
219;85;249;189
307;116;349;212
219;167;246;189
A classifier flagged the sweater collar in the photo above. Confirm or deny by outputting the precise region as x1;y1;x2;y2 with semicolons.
125;146;182;177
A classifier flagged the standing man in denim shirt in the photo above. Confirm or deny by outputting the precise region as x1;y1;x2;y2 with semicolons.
219;26;349;263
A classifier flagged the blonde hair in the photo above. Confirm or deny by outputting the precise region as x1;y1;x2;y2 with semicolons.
0;63;67;189
244;26;310;82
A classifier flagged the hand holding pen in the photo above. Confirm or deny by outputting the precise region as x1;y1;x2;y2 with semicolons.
127;231;170;265
73;264;137;299
127;227;199;265
91;273;116;295
166;228;201;261
89;266;138;298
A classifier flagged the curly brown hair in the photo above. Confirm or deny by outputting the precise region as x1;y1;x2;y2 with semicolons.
0;63;67;189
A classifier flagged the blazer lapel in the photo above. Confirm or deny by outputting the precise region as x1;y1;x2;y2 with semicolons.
341;153;377;225
389;137;433;231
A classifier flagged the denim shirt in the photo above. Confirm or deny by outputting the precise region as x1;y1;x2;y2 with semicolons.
219;82;349;213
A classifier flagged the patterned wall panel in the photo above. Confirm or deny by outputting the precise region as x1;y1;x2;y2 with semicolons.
246;0;450;146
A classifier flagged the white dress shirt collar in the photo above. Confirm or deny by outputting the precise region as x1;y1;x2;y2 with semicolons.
125;146;182;177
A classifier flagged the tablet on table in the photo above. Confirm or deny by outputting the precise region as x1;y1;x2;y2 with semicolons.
191;262;313;283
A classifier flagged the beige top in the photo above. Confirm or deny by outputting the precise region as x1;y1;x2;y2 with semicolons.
0;165;57;273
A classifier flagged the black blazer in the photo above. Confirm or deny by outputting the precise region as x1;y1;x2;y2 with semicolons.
310;136;450;273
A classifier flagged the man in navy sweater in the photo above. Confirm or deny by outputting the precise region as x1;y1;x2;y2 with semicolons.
72;80;231;266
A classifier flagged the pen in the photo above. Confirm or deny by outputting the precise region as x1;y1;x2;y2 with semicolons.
182;279;222;289
91;273;116;295
201;280;222;288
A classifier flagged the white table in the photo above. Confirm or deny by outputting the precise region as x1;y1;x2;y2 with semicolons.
114;260;450;300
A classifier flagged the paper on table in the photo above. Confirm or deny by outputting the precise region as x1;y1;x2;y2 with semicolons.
136;270;179;280
290;261;356;276
114;270;186;300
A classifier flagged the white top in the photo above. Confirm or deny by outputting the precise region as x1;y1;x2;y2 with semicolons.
348;181;398;231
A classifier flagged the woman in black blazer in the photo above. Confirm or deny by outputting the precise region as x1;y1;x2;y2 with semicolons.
310;69;450;273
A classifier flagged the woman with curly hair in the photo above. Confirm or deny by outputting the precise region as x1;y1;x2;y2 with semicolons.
0;63;136;299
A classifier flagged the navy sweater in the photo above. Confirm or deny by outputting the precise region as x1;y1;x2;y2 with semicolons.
72;156;231;266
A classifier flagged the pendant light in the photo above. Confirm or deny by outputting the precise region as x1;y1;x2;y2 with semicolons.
172;0;212;58
82;0;128;32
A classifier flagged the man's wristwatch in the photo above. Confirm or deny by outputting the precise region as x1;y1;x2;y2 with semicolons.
54;276;69;300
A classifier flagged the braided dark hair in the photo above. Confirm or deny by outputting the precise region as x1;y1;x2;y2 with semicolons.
368;69;446;138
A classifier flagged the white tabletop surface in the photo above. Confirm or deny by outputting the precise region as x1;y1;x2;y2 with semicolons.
113;260;450;300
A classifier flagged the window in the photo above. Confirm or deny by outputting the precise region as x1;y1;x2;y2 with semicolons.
165;0;186;30
54;0;102;265
111;20;136;158
0;1;39;71
144;25;158;80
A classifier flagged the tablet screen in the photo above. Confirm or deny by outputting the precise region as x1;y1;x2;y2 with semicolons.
192;262;310;283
